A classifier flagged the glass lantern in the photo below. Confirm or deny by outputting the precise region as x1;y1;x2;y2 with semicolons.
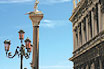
4;40;11;51
25;37;32;52
18;30;25;40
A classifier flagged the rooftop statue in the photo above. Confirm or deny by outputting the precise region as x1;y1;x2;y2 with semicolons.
34;0;42;14
26;0;42;15
73;0;79;9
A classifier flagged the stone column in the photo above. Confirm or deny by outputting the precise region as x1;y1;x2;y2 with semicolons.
86;65;89;69
101;8;104;31
99;59;103;69
90;63;95;69
81;22;85;45
91;11;95;37
29;13;43;69
101;4;104;31
73;29;76;51
94;8;98;36
94;18;98;36
98;4;102;32
86;16;89;42
88;14;91;40
76;30;78;49
78;26;80;47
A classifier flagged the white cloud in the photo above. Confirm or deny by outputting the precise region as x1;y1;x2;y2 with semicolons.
40;19;68;28
40;20;55;28
0;0;33;3
40;0;71;4
0;0;71;4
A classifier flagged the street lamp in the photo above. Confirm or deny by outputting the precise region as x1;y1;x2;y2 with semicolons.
4;30;32;69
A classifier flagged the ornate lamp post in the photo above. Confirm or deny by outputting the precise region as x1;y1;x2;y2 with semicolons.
26;0;44;69
4;30;32;69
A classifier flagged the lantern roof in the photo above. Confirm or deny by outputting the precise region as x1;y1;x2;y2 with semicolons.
18;29;25;33
25;37;31;42
4;40;11;45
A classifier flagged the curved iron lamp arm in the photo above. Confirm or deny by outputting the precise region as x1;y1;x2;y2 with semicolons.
6;46;20;58
6;46;31;59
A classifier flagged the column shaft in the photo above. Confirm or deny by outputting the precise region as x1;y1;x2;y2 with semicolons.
98;4;102;32
81;22;85;45
91;11;95;37
102;12;104;31
88;14;91;40
32;26;39;69
99;59;103;69
73;30;76;51
95;18;98;36
86;17;89;42
78;27;80;47
76;31;78;49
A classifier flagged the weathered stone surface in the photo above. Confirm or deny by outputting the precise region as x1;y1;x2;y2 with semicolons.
69;0;104;69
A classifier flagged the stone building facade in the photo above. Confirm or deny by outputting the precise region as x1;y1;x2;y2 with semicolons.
69;0;104;69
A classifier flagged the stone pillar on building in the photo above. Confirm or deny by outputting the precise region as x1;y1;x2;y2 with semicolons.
101;5;104;31
90;63;95;69
86;65;89;69
81;22;85;45
99;59;103;69
91;11;95;37
29;13;43;69
88;13;91;40
86;16;89;42
94;8;98;36
76;29;78;49
78;26;80;47
73;29;76;51
98;4;102;32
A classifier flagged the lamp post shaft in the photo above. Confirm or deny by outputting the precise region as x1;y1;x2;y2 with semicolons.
20;55;23;69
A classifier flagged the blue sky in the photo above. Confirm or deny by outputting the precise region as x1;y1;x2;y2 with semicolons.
0;0;73;69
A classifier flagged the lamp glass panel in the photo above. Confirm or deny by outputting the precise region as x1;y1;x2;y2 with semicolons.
5;44;10;51
19;33;24;39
